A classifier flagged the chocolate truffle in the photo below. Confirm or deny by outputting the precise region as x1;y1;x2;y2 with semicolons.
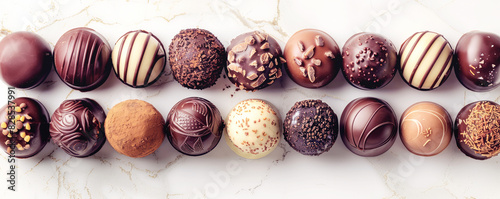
399;31;453;90
283;100;338;156
112;30;166;88
54;27;112;92
0;31;52;89
341;33;397;89
50;98;106;157
226;31;285;91
400;102;452;156
105;100;164;158
455;31;500;91
455;101;500;160
340;97;397;157
169;29;226;89
225;99;280;159
166;97;223;156
0;98;50;158
284;29;342;88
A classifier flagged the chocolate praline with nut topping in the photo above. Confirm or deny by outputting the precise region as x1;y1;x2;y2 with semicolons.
166;97;224;156
0;97;50;158
50;98;106;158
455;31;500;92
284;29;342;88
341;32;398;90
169;28;226;89
226;31;285;91
283;100;338;156
455;101;500;160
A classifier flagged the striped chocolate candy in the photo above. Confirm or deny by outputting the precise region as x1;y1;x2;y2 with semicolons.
112;30;166;88
399;31;453;90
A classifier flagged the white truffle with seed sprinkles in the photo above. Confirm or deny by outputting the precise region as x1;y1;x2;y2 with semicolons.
225;99;281;159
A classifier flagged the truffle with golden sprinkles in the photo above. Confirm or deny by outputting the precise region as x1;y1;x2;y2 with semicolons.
225;99;281;159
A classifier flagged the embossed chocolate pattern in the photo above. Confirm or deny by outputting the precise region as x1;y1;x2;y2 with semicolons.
169;28;226;89
54;27;112;92
340;97;397;157
0;97;50;158
284;99;338;156
455;31;500;91
284;29;342;88
342;32;397;89
112;30;166;88
226;31;285;91
166;97;223;156
400;102;452;156
455;101;500;160
50;98;106;158
399;31;453;90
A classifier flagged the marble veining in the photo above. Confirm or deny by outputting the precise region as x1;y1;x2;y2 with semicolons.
0;0;500;198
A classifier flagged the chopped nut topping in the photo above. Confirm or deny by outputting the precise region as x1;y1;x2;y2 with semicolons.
260;53;270;65
249;60;258;67
24;136;31;142
260;42;270;50
307;65;316;83
245;36;255;45
303;46;315;59
315;35;324;47
249;48;257;58
294;58;303;66
325;51;335;59
228;51;235;62
247;73;258;80
1;122;6;129
312;58;321;66
232;43;248;53
297;41;305;52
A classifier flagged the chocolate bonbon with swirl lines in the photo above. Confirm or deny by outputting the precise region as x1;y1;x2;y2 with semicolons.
49;98;106;158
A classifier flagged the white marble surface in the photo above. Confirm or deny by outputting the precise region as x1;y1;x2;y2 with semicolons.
1;0;500;198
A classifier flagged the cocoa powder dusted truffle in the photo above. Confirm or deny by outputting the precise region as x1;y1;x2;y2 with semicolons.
50;98;106;158
0;98;50;158
169;28;226;89
284;29;342;88
341;33;397;89
283;100;338;156
400;102;452;156
455;101;500;160
105;100;164;158
166;97;224;156
226;31;285;91
0;31;52;89
225;99;281;159
455;31;500;92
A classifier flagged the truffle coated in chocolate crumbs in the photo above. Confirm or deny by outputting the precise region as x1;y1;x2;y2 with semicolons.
169;28;226;89
283;99;338;156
